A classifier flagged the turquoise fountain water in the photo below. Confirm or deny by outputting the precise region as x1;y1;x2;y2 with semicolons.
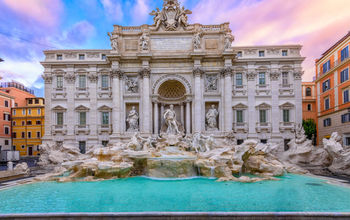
1;174;350;213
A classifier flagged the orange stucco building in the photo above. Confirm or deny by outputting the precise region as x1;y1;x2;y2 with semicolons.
302;82;317;122
0;91;14;151
315;31;350;146
0;82;35;107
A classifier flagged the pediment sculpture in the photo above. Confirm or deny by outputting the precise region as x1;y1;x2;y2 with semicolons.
150;0;192;31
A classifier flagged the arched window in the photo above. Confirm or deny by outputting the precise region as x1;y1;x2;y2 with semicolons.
306;87;312;96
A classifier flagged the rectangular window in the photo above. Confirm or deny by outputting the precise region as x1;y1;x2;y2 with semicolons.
322;79;331;92
102;141;109;147
28;132;31;139
57;76;63;88
341;113;350;123
345;137;350;146
102;54;106;60
344;90;349;104
79;54;85;60
323;118;331;127
101;75;109;89
4;100;8;107
282;72;289;85
282;50;288;56
38;109;41;115
102;112;109;125
22;109;25;115
79;75;86;89
22;121;25;126
259;73;266;85
4;127;9;135
12;121;16;126
37;132;41;138
13;109;16;115
236;110;243;123
341;46;349;62
12;132;16;138
28;109;31;115
237;51;242;57
259;51;265;57
27;121;32;125
36;120;41;125
28;99;33;104
4;140;9;145
57;54;62;60
322;60;331;74
307;104;312;111
21;132;25;138
57;112;64;125
259;110;267;123
340;68;349;83
236;73;243;86
35;99;39;104
283;109;290;122
324;98;330;110
79;112;87;125
79;141;86;154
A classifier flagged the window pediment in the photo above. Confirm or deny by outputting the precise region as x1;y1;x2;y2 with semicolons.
233;103;248;109
98;105;112;112
256;102;271;109
279;102;294;109
75;105;90;111
52;105;67;111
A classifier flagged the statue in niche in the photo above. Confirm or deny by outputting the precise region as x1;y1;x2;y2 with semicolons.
206;105;219;131
193;31;202;50
127;106;139;132
108;32;119;52
163;105;181;135
125;77;138;93
224;32;234;50
139;33;150;51
206;75;218;91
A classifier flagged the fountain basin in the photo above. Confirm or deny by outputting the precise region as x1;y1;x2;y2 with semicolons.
1;174;350;213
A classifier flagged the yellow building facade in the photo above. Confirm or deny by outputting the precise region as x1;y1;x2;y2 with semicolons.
12;98;45;156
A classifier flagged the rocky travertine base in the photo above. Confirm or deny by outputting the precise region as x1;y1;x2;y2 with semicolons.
34;132;311;183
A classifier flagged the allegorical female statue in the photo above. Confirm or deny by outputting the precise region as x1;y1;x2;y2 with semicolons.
206;105;219;131
127;106;139;132
163;105;180;135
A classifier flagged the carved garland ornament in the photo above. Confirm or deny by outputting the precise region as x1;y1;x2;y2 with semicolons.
42;74;53;84
64;73;76;83
139;68;151;78
220;67;233;77
111;69;124;79
294;71;303;80
88;73;99;82
270;72;280;81
193;67;204;77
246;72;257;81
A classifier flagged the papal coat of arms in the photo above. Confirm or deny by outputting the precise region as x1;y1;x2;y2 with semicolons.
150;0;192;31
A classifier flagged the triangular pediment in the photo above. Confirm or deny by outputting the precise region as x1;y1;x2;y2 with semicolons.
75;105;90;111
233;103;248;109
256;102;271;109
279;102;294;109
98;105;112;111
52;105;67;111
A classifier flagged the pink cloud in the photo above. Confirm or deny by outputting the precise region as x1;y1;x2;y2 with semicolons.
132;0;151;24
190;0;350;81
2;0;63;27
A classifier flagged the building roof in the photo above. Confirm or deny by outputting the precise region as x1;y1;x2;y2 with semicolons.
317;31;350;62
0;90;15;99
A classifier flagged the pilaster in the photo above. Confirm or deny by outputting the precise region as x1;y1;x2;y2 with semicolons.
193;67;204;133
294;71;303;125
247;66;257;138
111;64;123;137
221;67;233;132
139;67;151;134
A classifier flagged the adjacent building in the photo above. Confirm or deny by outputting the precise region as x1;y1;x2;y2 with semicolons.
41;0;304;152
0;81;35;107
315;31;350;146
12;98;45;156
302;82;317;122
0;91;14;151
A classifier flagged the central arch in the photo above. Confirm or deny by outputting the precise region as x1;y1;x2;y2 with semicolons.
158;80;186;100
153;74;192;96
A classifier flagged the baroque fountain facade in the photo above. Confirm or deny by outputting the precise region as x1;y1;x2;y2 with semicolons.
36;0;350;182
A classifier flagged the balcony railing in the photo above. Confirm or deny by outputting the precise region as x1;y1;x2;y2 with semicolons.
279;122;295;132
233;122;248;133
318;56;350;80
232;85;247;96
75;125;90;135
256;122;272;133
51;125;67;135
98;124;113;134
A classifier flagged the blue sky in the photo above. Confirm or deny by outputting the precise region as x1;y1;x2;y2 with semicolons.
0;0;350;97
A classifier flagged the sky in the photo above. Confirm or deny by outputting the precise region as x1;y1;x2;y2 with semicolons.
0;0;350;97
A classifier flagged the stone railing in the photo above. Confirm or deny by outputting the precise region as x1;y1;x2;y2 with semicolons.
256;122;272;133
52;87;67;99
279;122;295;132
51;125;67;135
232;85;247;96
75;125;90;135
233;122;248;133
256;84;270;96
98;124;113;135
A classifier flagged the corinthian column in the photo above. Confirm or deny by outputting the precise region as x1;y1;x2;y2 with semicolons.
111;69;123;136
139;68;151;134
42;72;52;142
221;67;233;132
153;100;159;135
193;67;204;133
185;99;191;134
